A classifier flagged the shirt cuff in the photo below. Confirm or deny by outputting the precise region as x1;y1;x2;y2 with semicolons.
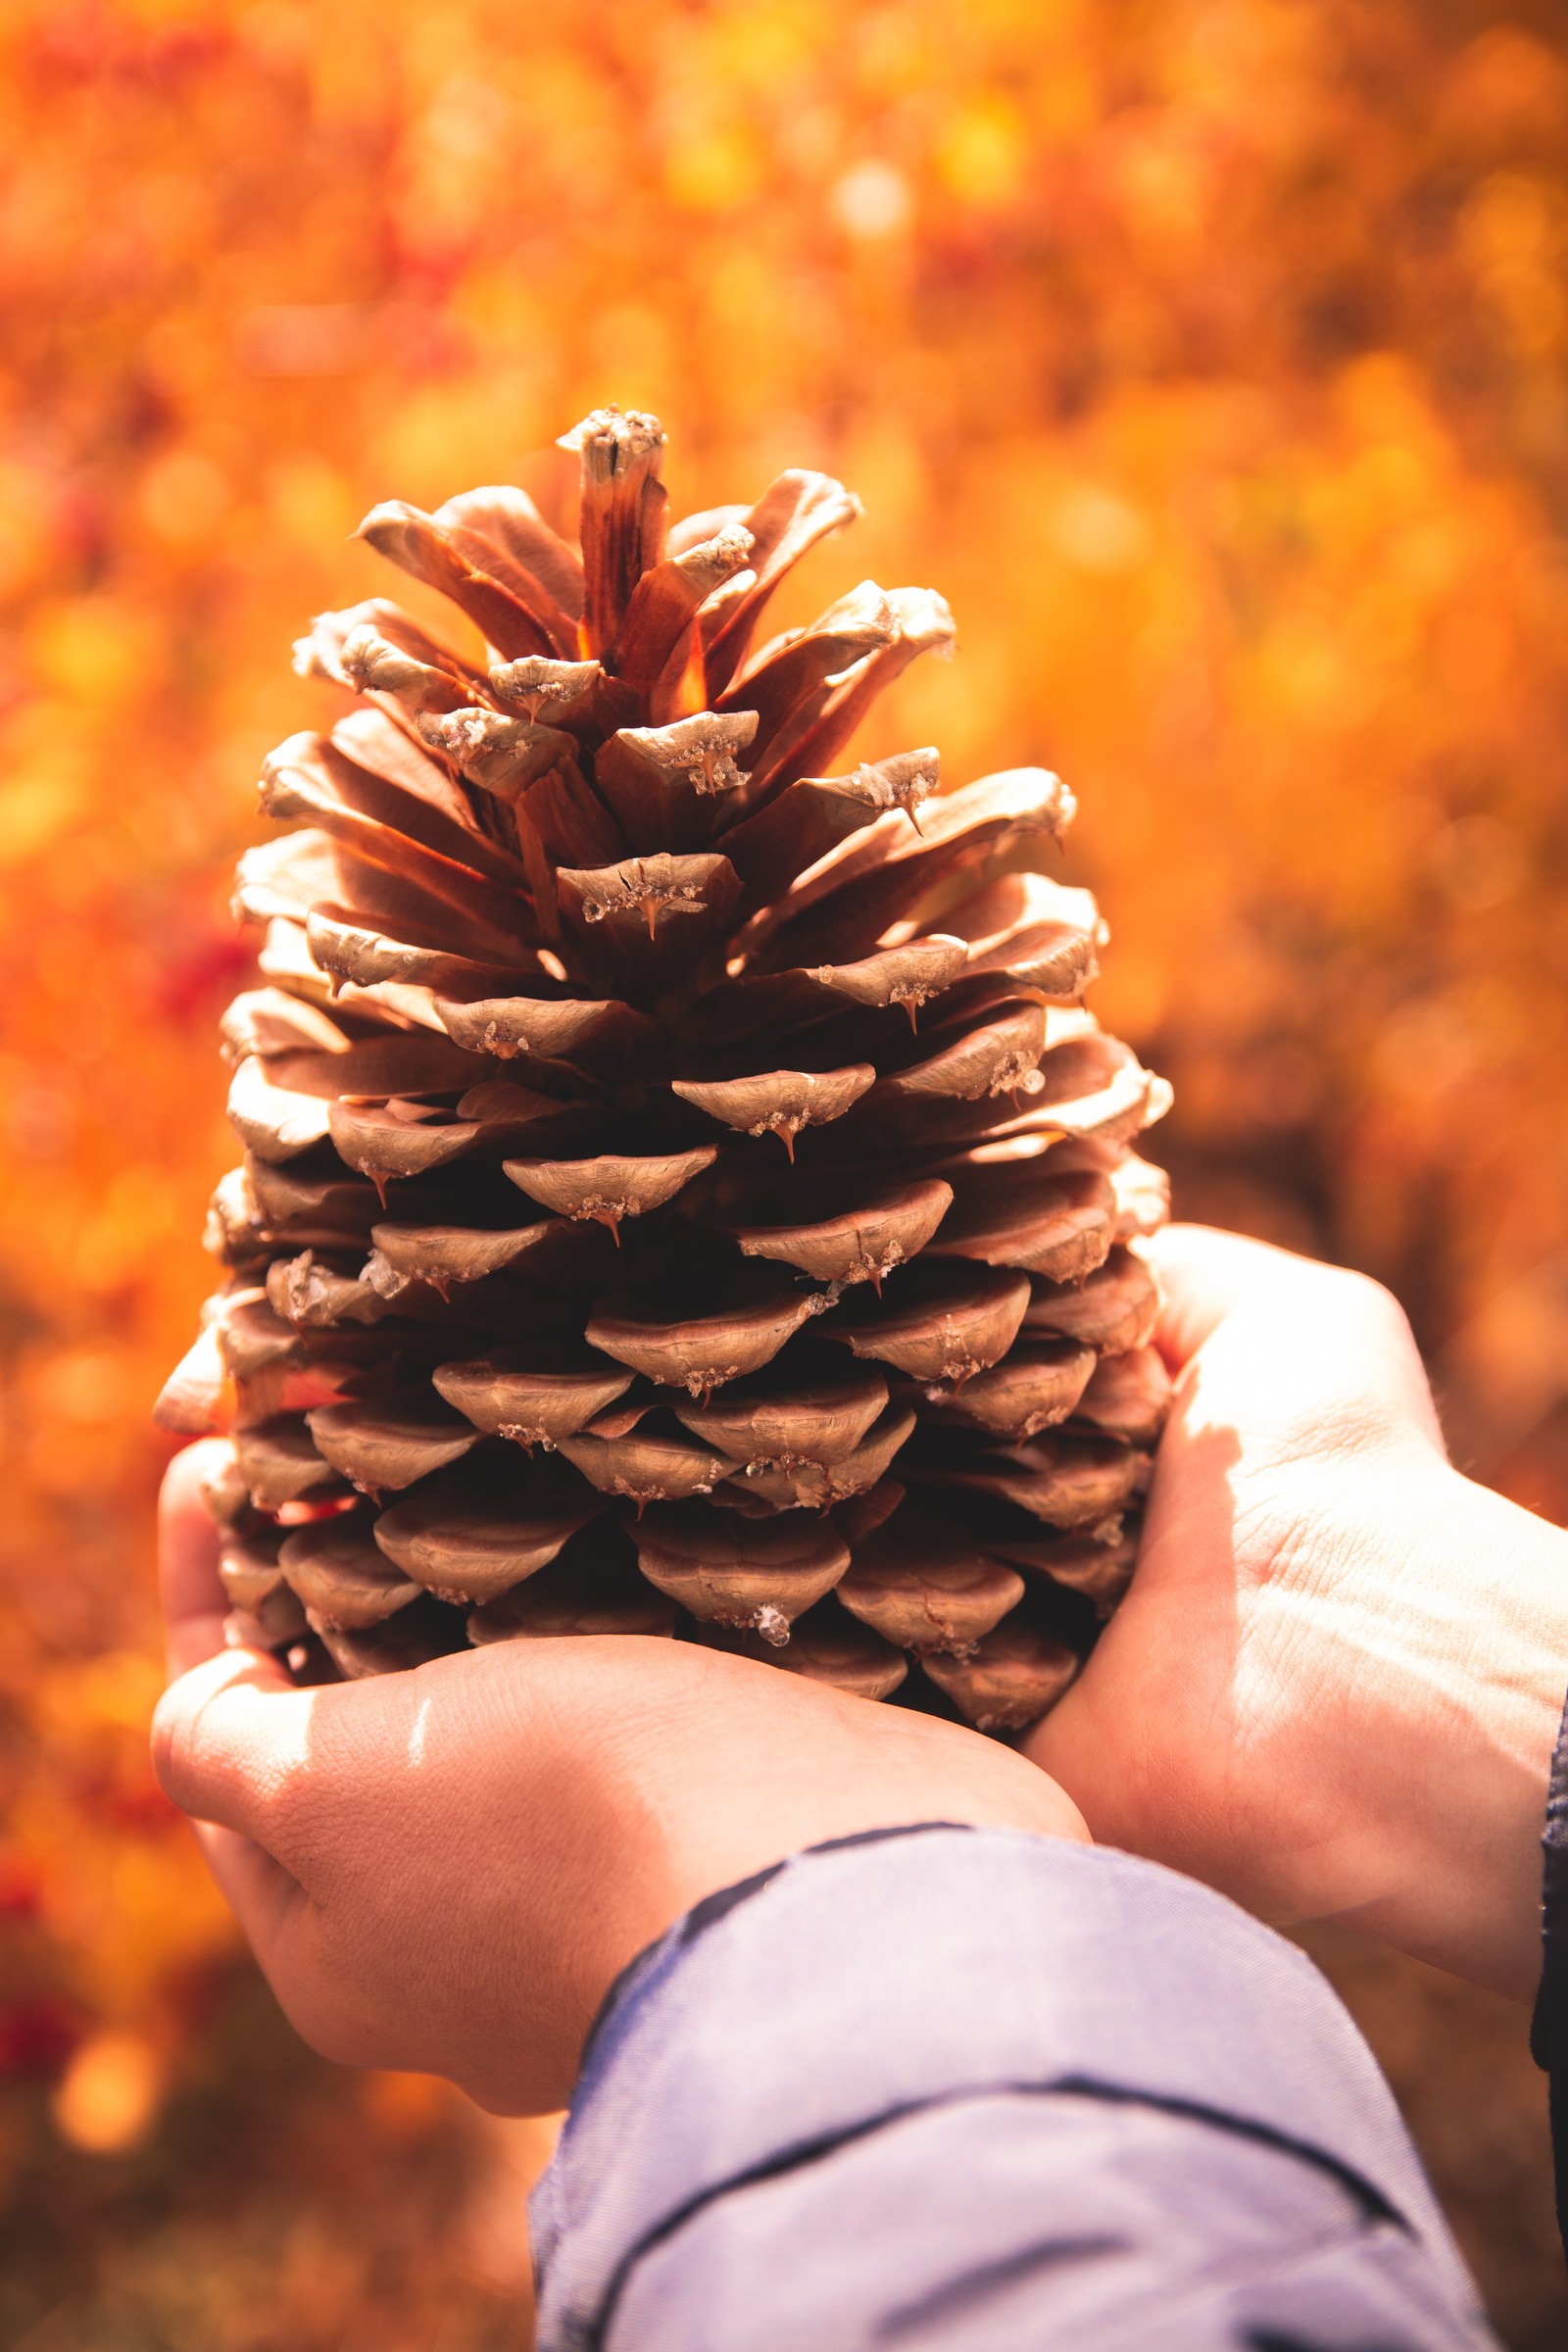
531;1825;1475;2347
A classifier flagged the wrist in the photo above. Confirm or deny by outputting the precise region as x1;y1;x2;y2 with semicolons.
1323;1458;1568;1995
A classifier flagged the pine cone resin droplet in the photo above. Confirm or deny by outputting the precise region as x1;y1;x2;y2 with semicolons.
698;1597;908;1701
163;402;1173;1729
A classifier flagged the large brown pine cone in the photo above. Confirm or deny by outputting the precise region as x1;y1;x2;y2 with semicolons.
158;406;1173;1734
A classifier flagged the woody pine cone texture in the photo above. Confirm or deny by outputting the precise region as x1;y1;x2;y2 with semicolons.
157;407;1175;1733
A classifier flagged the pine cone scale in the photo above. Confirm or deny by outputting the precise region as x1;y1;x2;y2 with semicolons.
159;405;1173;1729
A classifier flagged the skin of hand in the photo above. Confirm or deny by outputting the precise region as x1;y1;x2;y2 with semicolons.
152;1441;1087;2116
1028;1224;1568;2000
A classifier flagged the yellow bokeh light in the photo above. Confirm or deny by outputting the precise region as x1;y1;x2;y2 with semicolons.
52;2032;165;2155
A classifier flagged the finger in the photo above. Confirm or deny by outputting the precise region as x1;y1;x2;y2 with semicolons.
151;1643;313;1845
159;1439;237;1677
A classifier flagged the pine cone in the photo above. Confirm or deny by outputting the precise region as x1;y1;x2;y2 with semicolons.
159;407;1174;1734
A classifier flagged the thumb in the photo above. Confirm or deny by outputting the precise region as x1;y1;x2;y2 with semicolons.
1146;1224;1444;1455
1145;1224;1324;1370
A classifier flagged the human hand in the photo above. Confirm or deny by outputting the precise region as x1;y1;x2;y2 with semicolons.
1028;1225;1568;1998
153;1441;1087;2115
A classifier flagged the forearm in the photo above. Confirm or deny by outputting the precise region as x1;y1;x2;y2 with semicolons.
532;1828;1495;2350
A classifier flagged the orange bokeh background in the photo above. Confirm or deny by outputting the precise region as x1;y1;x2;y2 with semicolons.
3;2;1567;2344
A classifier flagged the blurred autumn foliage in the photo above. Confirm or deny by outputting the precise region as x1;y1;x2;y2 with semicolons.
3;0;1568;2343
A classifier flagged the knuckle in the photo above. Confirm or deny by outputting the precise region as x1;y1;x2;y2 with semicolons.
149;1668;300;1838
